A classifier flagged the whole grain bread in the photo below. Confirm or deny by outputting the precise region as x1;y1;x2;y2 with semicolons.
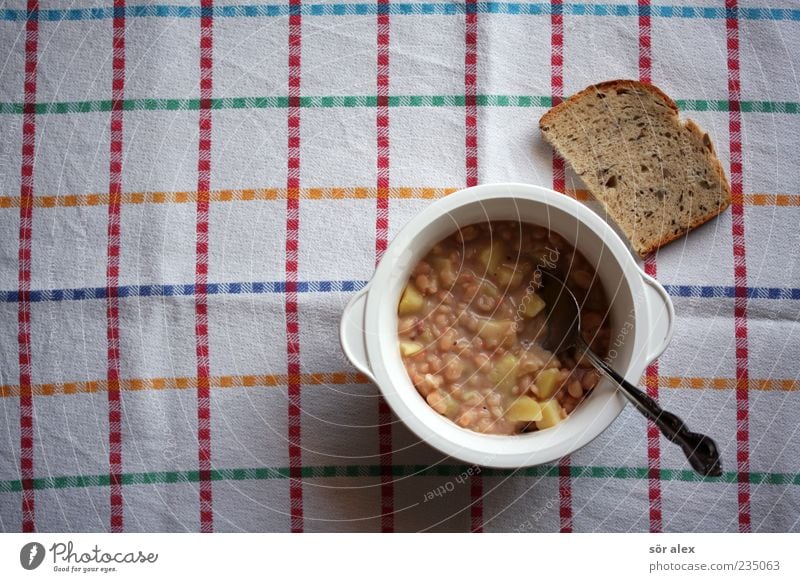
539;80;731;257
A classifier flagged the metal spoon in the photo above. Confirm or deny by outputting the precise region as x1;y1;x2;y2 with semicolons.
537;270;723;477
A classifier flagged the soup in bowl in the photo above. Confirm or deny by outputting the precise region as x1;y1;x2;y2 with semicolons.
397;220;610;435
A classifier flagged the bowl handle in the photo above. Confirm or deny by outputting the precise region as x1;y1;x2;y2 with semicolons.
339;286;377;383
639;270;676;364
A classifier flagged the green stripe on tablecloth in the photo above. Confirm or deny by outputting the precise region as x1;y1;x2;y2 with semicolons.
1;465;798;493
675;99;799;114
0;97;796;115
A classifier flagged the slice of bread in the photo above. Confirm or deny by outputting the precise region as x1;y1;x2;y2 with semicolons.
539;80;731;257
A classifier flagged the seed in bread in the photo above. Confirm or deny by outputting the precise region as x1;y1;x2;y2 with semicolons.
538;80;731;257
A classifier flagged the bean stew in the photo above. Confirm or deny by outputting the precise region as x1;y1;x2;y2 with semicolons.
397;221;611;435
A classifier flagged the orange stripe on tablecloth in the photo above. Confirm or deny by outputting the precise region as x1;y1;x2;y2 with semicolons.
0;375;795;398
0;372;370;397
742;193;800;206
0;187;461;208
3;189;796;209
661;377;799;391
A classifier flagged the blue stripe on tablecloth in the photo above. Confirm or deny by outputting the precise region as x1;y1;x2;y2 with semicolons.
0;283;798;303
1;3;798;21
662;286;800;300
0;281;368;302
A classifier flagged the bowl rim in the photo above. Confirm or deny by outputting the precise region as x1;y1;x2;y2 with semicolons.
353;182;670;467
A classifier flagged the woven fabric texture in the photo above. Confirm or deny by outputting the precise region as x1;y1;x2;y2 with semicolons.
0;0;798;532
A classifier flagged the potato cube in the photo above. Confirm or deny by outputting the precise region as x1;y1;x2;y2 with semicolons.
506;396;543;422
535;399;563;430
428;391;460;416
488;353;519;394
477;319;516;348
430;257;451;270
398;284;424;315
494;264;526;290
418;329;434;345
535;367;561;399
521;293;546;318
478;239;506;273
431;257;456;287
399;341;423;356
444;395;460;416
463;391;482;406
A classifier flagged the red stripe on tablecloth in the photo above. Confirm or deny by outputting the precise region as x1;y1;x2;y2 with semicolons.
726;0;751;533
376;0;394;533
464;0;479;188
286;0;304;533
549;2;565;193
643;260;663;532
558;458;572;531
639;0;663;534
106;0;126;533
550;0;572;533
465;0;483;533
638;0;652;85
195;0;214;533
18;0;39;533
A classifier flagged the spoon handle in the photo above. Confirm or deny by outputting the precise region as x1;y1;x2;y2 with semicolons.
581;345;723;477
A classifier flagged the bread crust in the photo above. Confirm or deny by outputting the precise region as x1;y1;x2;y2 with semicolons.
539;79;679;130
538;79;732;258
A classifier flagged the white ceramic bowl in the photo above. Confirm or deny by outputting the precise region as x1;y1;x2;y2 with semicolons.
340;183;674;468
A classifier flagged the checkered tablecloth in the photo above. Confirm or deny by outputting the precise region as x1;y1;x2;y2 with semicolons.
0;0;798;533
